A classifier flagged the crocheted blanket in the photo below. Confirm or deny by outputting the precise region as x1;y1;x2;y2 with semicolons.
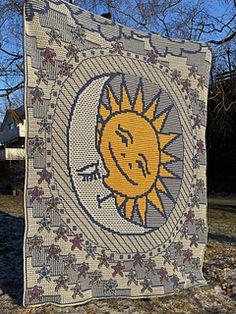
23;0;212;306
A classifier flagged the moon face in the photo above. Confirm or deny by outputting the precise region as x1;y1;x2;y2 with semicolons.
99;111;160;198
68;75;152;234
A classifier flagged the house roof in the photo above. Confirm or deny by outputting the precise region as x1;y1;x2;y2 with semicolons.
14;105;25;120
0;105;25;131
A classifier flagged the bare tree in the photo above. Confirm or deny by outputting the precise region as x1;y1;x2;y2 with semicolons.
75;0;236;42
0;0;24;116
0;0;235;118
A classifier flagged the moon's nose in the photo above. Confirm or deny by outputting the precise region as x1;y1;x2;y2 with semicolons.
98;157;108;177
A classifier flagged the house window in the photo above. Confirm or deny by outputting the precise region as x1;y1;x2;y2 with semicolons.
8;122;14;130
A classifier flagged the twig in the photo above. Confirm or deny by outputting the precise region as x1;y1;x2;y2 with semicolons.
208;31;236;45
0;44;23;58
0;57;22;74
109;3;151;31
0;80;24;97
195;13;236;34
6;94;12;107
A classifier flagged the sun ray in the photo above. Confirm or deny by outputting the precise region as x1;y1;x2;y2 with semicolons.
136;196;147;224
115;193;127;208
143;95;158;120
99;103;111;122
158;133;178;150
96;122;103;145
156;178;168;194
108;86;120;113
125;198;135;220
152;111;168;132
133;85;144;113
121;85;132;111
147;187;164;213
161;151;176;164
96;131;101;145
97;121;103;132
159;165;177;178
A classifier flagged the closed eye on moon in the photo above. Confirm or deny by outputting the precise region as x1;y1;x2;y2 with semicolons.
76;161;101;181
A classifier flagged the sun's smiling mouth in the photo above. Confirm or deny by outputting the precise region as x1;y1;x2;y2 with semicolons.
108;142;138;186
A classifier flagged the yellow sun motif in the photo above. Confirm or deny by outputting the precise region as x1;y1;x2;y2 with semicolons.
97;82;178;225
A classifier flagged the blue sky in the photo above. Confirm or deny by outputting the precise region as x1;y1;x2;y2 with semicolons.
0;0;235;120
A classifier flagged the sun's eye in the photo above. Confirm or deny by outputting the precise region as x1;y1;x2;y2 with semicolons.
77;161;101;182
115;130;129;146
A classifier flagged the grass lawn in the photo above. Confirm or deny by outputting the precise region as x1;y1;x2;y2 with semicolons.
0;194;235;314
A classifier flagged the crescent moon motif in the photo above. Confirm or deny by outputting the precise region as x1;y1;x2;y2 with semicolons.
69;75;152;234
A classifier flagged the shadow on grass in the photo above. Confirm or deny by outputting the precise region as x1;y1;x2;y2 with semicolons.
208;232;236;245
0;211;24;305
0;208;235;307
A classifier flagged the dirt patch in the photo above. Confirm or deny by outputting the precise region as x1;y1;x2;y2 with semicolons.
0;194;24;218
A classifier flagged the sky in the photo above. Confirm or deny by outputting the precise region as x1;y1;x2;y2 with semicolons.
0;0;235;120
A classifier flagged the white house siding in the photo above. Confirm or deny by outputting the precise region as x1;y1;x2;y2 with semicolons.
19;122;25;138
0;112;25;145
5;148;25;160
0;148;25;160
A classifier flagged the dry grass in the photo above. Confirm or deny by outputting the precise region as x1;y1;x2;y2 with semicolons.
0;195;235;313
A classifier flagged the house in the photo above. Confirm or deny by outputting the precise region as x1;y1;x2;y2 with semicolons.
215;68;236;83
0;106;25;161
0;106;25;193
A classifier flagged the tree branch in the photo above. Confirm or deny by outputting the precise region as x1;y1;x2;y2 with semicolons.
208;31;236;45
194;13;236;34
109;3;151;31
0;80;24;97
0;57;22;75
0;44;23;58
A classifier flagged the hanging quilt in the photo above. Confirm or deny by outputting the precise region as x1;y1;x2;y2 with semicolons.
23;0;212;306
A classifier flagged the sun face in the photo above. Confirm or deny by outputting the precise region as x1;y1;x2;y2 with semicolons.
100;111;160;197
97;82;178;225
